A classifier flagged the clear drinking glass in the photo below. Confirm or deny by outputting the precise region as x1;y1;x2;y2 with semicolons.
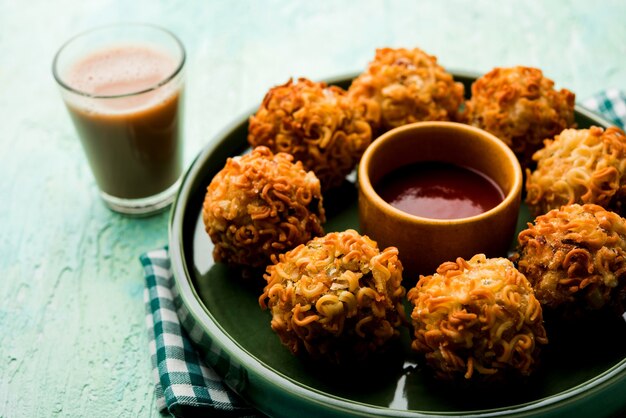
53;23;186;215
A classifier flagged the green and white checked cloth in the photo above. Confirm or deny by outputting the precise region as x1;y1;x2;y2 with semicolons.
141;90;624;417
582;89;626;130
141;248;259;417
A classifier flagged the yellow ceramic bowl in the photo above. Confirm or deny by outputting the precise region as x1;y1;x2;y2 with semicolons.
358;121;523;279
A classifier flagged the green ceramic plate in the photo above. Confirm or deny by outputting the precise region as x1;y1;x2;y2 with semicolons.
169;72;626;417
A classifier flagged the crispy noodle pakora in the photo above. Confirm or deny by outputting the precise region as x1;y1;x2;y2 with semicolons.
202;146;325;269
259;229;406;363
407;254;547;380
526;126;626;217
461;66;575;169
248;78;372;190
348;47;464;135
515;203;626;314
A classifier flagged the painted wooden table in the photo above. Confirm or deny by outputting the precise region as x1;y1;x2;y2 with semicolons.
1;1;625;416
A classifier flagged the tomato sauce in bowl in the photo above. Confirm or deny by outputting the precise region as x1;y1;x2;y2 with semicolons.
375;161;504;220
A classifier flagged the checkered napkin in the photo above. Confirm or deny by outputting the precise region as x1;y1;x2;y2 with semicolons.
583;89;626;129
141;90;625;417
141;248;259;417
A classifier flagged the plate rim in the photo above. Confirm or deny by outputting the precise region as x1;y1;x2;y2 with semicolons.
168;71;626;417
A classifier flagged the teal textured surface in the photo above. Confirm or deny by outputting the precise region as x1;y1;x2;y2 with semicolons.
1;1;626;417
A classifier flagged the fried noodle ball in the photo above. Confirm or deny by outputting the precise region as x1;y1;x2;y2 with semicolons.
259;229;406;363
516;203;626;314
348;47;464;135
407;254;548;380
202;146;325;269
248;78;372;190
462;66;575;169
526;126;626;217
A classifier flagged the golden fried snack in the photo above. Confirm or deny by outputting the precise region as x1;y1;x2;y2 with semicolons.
259;229;406;363
348;47;464;134
407;254;547;380
248;78;372;190
202;146;325;269
526;126;626;217
462;66;575;169
516;203;626;314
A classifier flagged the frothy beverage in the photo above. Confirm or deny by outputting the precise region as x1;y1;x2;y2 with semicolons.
67;46;176;97
62;45;183;201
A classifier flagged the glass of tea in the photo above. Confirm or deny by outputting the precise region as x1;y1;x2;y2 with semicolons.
53;23;185;215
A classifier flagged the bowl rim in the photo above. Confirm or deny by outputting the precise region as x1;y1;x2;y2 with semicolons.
358;121;523;225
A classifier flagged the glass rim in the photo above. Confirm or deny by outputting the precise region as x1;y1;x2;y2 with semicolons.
52;22;186;99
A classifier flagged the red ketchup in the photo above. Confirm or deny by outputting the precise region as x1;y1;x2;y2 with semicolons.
375;161;504;220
